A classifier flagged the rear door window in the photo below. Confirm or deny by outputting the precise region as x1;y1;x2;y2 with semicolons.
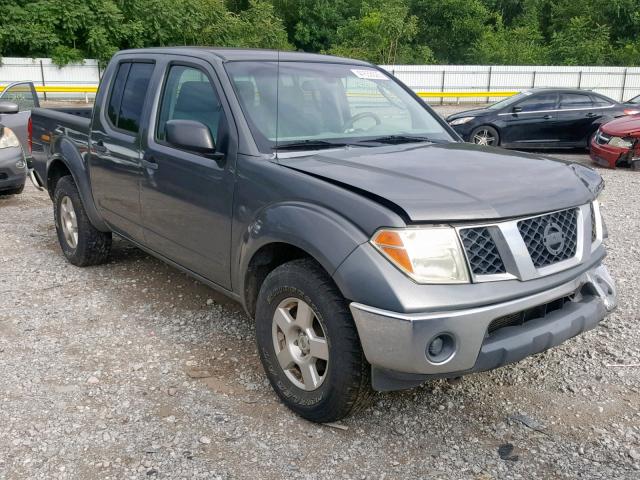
559;93;594;109
107;62;154;134
590;95;613;107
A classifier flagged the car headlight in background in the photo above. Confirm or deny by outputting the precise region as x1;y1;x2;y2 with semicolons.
0;127;20;149
623;108;640;115
608;136;633;148
371;228;470;284
448;116;475;126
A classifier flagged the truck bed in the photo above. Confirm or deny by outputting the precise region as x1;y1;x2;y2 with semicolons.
31;106;93;131
30;107;94;189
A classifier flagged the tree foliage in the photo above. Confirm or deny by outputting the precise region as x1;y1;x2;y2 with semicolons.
2;0;640;65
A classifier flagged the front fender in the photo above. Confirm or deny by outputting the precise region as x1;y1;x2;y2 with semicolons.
236;201;369;294
48;136;109;232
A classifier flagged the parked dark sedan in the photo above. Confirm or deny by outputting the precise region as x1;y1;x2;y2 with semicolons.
447;89;638;149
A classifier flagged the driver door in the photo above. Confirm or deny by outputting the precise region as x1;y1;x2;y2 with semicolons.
140;59;236;289
0;81;39;149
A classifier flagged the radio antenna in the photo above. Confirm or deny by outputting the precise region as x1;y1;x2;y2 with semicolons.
275;49;280;157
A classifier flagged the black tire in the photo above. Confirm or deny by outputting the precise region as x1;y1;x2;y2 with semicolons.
470;125;500;146
255;258;373;422
0;184;24;196
53;175;112;266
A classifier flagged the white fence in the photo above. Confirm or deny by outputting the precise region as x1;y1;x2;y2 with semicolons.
382;65;640;103
2;57;640;104
0;57;101;101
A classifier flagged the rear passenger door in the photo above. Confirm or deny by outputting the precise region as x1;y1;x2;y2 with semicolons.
555;93;598;145
139;59;236;289
89;60;155;241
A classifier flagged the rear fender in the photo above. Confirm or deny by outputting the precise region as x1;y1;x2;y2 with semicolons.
48;137;109;232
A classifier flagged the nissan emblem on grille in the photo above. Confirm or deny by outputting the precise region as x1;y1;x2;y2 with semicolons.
543;222;565;255
517;208;578;268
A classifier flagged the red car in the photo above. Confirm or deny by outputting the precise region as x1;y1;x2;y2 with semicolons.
590;115;640;169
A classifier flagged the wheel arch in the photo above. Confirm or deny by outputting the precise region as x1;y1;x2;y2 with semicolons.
46;137;109;232
237;202;369;317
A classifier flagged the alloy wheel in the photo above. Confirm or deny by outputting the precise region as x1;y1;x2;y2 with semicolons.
272;297;329;391
60;196;78;249
473;129;497;146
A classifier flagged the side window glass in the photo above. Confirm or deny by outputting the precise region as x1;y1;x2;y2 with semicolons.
107;63;130;126
157;65;223;145
591;96;612;107
516;93;557;112
117;63;154;133
0;82;36;110
559;94;593;109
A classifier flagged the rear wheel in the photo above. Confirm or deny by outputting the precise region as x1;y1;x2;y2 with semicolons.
470;125;500;146
53;175;111;266
255;258;373;422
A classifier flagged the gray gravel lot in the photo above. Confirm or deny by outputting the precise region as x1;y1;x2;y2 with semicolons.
1;108;639;479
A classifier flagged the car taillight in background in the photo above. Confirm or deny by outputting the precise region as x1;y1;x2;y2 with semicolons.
623;108;640;115
27;116;33;154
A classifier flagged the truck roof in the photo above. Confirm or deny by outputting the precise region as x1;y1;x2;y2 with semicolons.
115;47;372;65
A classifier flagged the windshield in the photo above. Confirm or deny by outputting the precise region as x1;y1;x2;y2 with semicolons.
486;91;531;110
225;61;455;152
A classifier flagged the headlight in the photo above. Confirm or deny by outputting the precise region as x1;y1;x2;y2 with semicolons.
371;228;470;284
0;127;20;149
608;136;633;148
449;116;475;126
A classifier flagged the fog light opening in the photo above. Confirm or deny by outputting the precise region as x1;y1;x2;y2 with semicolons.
426;333;455;364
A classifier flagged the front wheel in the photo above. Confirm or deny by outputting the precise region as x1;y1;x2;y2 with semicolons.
0;184;24;196
470;125;500;146
53;175;112;266
255;258;373;422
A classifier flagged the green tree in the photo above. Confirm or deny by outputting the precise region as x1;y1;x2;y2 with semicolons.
411;0;491;63
472;16;549;64
549;16;611;65
0;0;290;65
330;0;433;64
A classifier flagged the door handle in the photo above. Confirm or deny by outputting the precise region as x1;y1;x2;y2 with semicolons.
94;140;107;154
142;155;158;170
586;112;597;118
543;114;552;120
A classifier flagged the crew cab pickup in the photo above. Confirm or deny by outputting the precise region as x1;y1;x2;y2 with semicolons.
29;48;617;422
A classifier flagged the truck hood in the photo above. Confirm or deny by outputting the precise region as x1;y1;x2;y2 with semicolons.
277;143;598;222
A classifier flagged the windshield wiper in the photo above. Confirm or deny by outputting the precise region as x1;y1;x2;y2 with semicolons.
273;140;349;151
359;135;442;145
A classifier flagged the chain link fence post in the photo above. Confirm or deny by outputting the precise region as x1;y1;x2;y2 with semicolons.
39;60;47;101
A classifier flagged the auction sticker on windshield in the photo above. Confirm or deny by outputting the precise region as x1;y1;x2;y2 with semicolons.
351;69;389;80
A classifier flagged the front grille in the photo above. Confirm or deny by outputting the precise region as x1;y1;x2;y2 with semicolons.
596;132;611;145
459;227;506;275
518;208;578;268
488;295;572;335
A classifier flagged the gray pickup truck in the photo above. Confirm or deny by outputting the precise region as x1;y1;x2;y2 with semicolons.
29;48;617;422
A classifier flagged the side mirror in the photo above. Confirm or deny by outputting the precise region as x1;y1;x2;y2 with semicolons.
165;119;216;155
0;101;19;114
512;106;522;113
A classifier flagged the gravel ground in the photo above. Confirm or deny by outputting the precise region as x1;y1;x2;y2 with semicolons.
1;110;639;478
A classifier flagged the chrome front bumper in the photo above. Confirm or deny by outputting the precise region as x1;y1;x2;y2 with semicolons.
350;264;616;383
